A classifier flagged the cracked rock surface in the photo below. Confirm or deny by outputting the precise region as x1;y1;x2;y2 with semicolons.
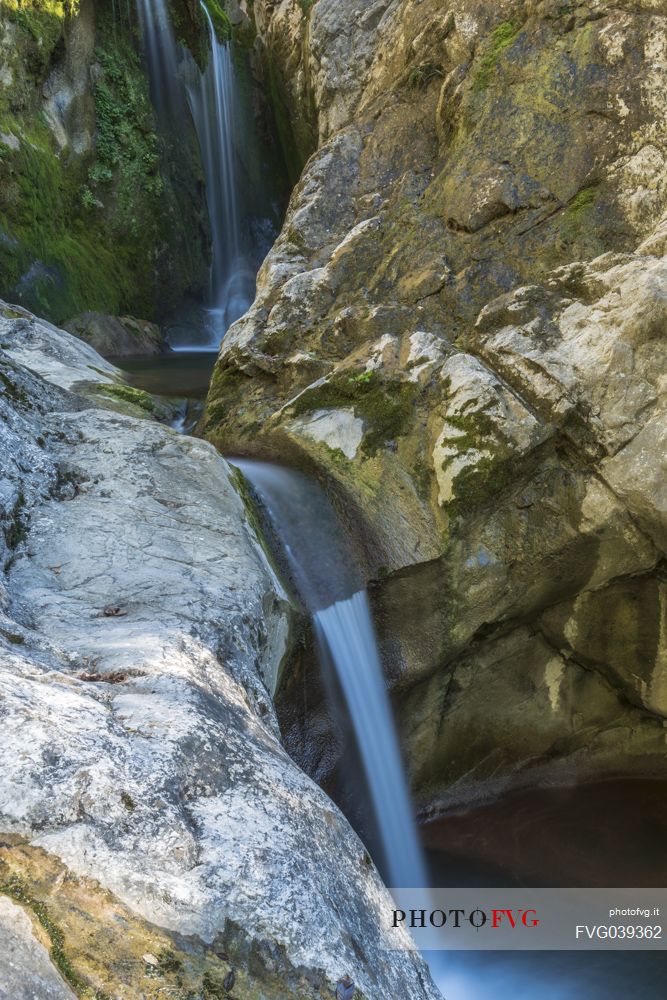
207;0;667;813
0;304;438;999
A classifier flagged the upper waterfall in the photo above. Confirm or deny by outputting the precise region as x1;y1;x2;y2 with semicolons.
186;4;255;342
136;0;269;348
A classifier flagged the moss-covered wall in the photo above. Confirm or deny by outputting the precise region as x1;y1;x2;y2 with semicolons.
0;0;209;324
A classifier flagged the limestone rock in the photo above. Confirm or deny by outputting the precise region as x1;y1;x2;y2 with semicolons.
0;897;76;1000
64;311;167;358
0;305;438;999
212;0;667;814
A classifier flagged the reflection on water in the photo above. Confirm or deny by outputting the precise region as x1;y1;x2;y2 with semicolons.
112;351;217;434
424;780;667;997
112;352;217;399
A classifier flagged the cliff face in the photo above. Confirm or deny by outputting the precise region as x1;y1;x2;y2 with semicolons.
206;0;667;811
0;0;209;323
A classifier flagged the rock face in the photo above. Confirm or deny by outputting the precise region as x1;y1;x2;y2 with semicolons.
0;896;75;1000
0;302;438;999
207;0;667;813
64;311;167;357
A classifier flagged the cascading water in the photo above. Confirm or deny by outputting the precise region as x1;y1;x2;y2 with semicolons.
136;0;257;348
313;593;428;888
135;0;183;123
233;460;428;890
186;5;255;341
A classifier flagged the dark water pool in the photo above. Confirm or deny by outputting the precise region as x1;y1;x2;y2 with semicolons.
111;351;217;399
424;780;667;998
428;949;665;999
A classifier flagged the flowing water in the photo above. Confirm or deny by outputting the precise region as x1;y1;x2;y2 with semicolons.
136;0;266;348
233;460;427;890
313;593;428;889
135;0;183;124
130;7;665;994
228;461;667;997
185;5;255;340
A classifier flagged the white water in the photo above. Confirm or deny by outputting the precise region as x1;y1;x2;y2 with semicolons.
135;0;183;122
185;5;255;342
314;592;428;889
234;460;427;890
136;0;255;347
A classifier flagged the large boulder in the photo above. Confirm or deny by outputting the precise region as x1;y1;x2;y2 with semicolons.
64;311;167;357
207;0;667;812
0;302;438;1000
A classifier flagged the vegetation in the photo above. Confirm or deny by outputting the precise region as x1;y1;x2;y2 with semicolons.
474;20;522;91
287;371;417;456
206;0;232;42
0;0;207;323
93;382;157;413
407;61;444;91
0;868;99;997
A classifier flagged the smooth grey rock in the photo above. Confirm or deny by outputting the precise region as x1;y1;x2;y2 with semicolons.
0;897;76;1000
64;312;166;358
0;307;439;999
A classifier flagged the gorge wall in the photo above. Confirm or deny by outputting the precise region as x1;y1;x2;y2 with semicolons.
205;0;667;815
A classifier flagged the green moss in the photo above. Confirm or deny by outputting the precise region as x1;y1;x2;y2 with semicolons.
448;454;515;514
1;0;69;75
567;184;598;214
205;0;232;42
0;626;26;643
437;410;517;514
120;791;136;811
3;489;27;550
0;869;101;998
0;1;207;323
94;383;157;413
0;368;29;406
474;20;522;92
157;949;184;975
287;372;418;456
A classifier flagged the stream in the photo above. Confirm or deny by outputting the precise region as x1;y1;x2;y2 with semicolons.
124;3;666;996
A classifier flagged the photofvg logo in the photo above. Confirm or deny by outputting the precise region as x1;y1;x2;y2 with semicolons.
394;905;541;932
385;889;666;951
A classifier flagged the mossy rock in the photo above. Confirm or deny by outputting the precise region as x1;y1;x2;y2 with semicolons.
0;837;334;1000
0;0;209;324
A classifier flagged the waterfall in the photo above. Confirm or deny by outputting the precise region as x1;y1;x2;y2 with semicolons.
135;0;184;124
233;460;427;888
314;593;428;888
185;5;255;342
136;0;255;347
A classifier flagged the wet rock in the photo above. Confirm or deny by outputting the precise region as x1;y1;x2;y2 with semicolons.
64;312;167;358
214;0;667;812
